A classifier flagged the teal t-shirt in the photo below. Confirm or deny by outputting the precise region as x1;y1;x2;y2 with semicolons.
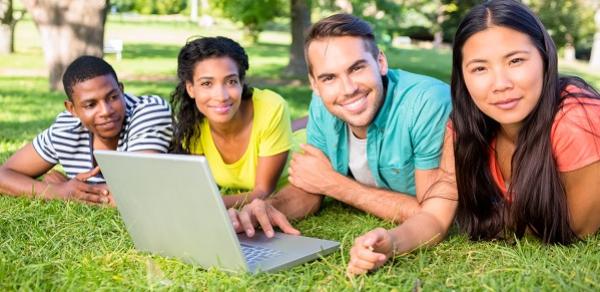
306;69;451;196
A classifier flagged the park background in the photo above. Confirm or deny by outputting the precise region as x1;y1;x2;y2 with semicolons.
1;0;600;290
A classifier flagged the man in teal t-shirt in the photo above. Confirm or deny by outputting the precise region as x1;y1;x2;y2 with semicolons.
229;14;458;275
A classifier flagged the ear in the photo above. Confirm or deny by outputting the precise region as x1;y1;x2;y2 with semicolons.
308;74;321;97
377;50;389;76
185;81;195;99
64;99;77;117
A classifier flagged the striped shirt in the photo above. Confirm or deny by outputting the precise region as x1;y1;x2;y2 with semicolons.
32;94;173;184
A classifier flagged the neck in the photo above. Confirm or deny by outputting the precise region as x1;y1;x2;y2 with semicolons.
498;122;522;144
94;135;119;150
349;125;368;139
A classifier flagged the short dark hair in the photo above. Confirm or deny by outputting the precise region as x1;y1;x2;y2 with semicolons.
304;13;379;75
62;55;119;100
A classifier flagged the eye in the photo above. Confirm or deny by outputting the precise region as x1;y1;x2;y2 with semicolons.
350;65;364;72
109;94;120;101
509;57;525;65
321;75;334;83
83;103;95;109
470;66;486;73
200;81;212;87
227;79;239;85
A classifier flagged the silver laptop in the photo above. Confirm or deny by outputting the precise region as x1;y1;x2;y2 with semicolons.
94;150;339;273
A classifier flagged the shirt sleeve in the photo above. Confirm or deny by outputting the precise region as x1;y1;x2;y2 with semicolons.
410;82;452;170
258;95;293;157
306;93;328;154
126;96;173;153
552;100;600;172
32;126;59;164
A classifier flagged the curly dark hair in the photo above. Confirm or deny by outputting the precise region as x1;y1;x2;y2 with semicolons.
170;36;253;154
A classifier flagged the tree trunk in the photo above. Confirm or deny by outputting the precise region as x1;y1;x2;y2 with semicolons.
283;0;310;78
0;0;14;54
22;0;109;91
590;9;600;68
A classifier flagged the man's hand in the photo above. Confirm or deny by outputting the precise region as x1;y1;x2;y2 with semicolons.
48;167;112;205
347;228;395;276
288;144;336;194
227;199;301;238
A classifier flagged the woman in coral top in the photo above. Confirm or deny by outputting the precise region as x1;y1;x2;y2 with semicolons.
170;37;293;209
451;0;600;243
347;0;600;275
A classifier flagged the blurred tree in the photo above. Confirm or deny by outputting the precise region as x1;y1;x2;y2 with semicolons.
211;0;286;43
212;0;311;78
111;0;186;14
440;0;478;43
0;0;25;54
590;7;600;67
22;0;109;91
283;0;310;77
527;0;595;52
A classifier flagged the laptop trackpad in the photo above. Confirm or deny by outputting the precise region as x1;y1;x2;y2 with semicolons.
237;231;339;273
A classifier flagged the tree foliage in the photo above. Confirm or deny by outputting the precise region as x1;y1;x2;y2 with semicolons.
527;0;596;50
111;0;187;14
211;0;287;43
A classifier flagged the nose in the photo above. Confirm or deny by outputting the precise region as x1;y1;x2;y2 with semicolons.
492;67;513;93
340;75;359;97
213;85;230;102
99;100;115;117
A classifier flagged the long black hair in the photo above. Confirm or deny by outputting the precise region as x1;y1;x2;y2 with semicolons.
451;0;600;244
170;36;253;154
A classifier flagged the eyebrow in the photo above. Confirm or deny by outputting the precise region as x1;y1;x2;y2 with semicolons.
195;73;239;81
315;59;368;81
78;88;119;104
464;50;531;67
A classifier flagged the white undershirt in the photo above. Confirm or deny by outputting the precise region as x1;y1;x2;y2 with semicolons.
347;126;378;187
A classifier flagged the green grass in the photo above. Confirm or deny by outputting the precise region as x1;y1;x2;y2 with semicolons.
1;18;600;290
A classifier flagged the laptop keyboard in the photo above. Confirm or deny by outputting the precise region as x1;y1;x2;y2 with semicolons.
240;243;283;265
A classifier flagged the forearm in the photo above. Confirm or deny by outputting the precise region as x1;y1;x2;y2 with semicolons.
387;211;449;255
223;188;271;209
267;184;323;220
0;168;52;198
324;172;421;223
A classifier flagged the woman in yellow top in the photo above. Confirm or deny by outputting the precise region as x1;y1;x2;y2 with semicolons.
171;36;293;208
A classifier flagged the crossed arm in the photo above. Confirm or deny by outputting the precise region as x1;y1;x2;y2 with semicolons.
0;143;162;205
0;143;111;204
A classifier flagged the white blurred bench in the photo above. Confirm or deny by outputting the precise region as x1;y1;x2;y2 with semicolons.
104;39;123;61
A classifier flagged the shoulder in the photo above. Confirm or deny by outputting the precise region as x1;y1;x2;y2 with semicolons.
387;69;451;107
49;111;85;134
555;85;600;124
252;88;288;117
125;93;171;116
551;95;600;172
252;88;287;108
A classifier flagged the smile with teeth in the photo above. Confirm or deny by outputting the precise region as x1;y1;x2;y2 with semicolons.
340;96;368;113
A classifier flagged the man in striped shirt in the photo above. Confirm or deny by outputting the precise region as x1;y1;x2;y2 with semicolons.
0;56;173;205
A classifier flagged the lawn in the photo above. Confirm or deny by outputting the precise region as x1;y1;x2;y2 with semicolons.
1;17;599;290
